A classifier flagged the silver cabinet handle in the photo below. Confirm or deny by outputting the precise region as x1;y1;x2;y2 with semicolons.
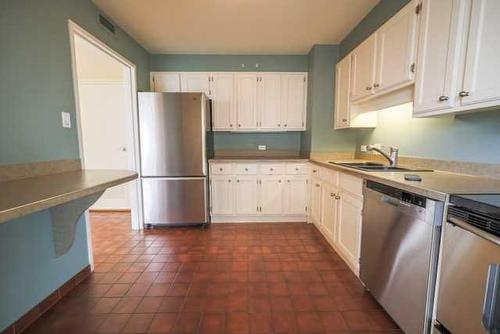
219;168;223;171
312;169;317;173
315;184;320;187
335;195;341;200
284;124;287;127
278;180;282;183
287;180;290;183
330;193;335;197
238;124;241;127
270;168;274;171
438;95;449;102
459;91;470;97
228;179;231;183
295;167;299;171
482;264;500;331
373;83;380;88
236;179;240;183
366;86;372;91
245;168;248;171
277;124;281;127
230;123;233;127
342;118;347;122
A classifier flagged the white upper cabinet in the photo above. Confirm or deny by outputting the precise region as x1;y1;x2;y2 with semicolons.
374;0;418;95
257;73;282;130
414;0;500;116
460;0;500;107
414;0;467;115
151;72;181;92
281;73;307;130
234;73;258;130
211;73;234;131
334;55;351;129
180;72;211;96
351;34;377;101
234;175;259;215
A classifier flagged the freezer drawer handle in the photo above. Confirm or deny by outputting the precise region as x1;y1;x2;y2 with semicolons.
483;264;500;332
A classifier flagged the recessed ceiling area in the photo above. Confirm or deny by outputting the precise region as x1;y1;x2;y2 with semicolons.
92;0;379;55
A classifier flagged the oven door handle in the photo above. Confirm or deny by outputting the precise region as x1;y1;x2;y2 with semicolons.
483;264;500;332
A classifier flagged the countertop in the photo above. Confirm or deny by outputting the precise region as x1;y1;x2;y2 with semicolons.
0;169;138;223
208;156;500;201
311;159;500;202
210;156;309;162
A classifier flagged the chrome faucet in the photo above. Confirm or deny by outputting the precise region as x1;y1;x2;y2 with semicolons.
366;145;399;167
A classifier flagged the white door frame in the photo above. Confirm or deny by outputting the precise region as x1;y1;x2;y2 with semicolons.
67;20;144;268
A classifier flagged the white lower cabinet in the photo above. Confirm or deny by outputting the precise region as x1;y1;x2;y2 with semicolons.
210;161;309;222
308;164;363;275
234;176;259;215
260;176;284;215
210;176;234;215
284;176;309;215
336;191;363;272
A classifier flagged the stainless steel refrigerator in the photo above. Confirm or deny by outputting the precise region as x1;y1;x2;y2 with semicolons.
138;92;213;227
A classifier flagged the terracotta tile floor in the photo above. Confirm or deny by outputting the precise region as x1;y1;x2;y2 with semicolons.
25;212;401;333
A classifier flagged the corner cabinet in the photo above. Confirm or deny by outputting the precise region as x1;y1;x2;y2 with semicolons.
151;71;307;132
414;0;500;116
209;161;309;222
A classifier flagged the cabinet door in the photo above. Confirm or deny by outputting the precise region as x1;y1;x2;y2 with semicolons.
211;73;234;131
284;176;308;215
414;0;467;115
351;34;377;101
337;192;363;268
234;176;259;215
461;0;500;107
281;73;307;130
320;182;338;242
211;176;234;215
260;175;284;215
334;56;351;129
310;177;323;226
375;0;418;94
151;72;181;92
180;73;211;96
235;74;258;130
257;73;282;130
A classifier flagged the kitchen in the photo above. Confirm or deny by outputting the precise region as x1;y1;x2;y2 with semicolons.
1;0;500;333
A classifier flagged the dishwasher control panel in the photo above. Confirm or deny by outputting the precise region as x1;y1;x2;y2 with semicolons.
366;180;426;208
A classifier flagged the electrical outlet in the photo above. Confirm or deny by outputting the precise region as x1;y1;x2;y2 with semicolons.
61;112;71;128
360;145;367;152
258;145;267;151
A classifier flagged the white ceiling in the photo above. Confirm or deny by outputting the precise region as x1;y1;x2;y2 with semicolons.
92;0;379;55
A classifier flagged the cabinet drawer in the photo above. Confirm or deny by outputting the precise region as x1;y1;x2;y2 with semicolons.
339;172;363;196
211;163;233;175
286;163;308;174
234;163;257;175
259;164;285;175
319;167;339;184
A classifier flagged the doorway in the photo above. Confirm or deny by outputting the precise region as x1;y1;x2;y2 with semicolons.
68;21;143;265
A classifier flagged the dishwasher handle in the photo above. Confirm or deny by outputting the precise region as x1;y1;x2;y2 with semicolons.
483;264;500;332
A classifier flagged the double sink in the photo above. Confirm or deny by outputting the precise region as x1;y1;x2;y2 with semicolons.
329;161;433;172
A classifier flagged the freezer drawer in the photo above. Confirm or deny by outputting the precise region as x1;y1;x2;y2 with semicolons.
142;177;208;226
436;220;500;334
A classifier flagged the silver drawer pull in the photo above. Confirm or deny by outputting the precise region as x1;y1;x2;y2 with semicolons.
438;95;449;102
219;168;223;171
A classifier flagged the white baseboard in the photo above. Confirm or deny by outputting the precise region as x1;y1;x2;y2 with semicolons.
210;215;307;223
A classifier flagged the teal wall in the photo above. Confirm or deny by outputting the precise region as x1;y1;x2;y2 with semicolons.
1;0;150;165
338;0;500;164
301;45;358;155
150;54;308;154
149;54;308;72
0;0;149;330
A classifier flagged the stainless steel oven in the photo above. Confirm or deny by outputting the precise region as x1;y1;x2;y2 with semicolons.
435;194;500;334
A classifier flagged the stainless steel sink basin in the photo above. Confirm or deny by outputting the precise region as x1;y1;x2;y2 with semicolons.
329;162;433;172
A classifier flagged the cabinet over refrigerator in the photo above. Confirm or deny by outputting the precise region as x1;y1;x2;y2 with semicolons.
138;92;213;227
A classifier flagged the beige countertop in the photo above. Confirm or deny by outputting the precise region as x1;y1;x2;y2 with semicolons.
0;169;137;223
311;159;500;202
210;156;309;162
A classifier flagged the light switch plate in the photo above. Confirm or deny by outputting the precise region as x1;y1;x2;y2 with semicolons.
258;145;267;151
61;112;71;128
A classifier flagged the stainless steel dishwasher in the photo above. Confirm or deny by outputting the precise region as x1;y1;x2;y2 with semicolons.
361;180;444;334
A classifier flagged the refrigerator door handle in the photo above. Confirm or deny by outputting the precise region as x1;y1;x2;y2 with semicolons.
483;264;500;331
